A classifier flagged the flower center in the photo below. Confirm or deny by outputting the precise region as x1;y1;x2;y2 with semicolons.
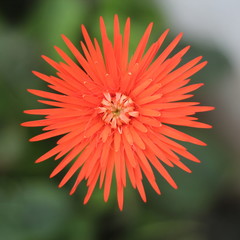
98;92;139;132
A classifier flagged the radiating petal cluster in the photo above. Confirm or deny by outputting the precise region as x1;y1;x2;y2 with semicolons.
22;15;214;210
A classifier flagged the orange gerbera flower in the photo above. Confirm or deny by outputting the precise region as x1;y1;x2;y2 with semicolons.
22;15;214;210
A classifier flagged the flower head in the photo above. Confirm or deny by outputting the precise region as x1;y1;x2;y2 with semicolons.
22;15;214;210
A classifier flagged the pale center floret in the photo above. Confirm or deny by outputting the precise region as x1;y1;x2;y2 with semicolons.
98;92;139;133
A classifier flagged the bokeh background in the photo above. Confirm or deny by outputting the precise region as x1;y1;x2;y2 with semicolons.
0;0;239;239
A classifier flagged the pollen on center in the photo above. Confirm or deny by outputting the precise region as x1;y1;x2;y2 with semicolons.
98;92;139;132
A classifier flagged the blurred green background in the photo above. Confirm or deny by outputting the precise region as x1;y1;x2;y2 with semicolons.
0;0;239;239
